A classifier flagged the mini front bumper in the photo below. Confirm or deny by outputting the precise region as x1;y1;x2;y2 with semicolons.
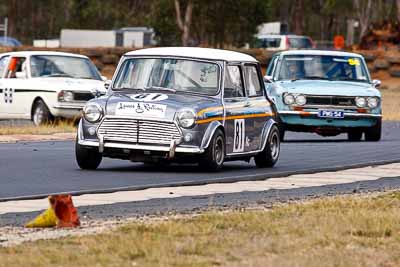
78;139;204;158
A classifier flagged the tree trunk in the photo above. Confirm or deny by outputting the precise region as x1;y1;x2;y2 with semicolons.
397;0;400;22
353;0;373;42
293;0;304;35
174;0;193;46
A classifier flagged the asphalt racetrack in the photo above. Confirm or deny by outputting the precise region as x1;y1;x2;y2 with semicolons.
0;121;399;200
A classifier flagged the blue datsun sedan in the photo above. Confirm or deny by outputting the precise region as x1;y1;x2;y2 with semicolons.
264;50;382;141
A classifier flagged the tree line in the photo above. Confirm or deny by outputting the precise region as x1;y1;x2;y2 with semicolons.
1;0;399;47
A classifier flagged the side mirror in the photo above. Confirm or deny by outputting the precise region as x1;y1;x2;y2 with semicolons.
263;75;273;83
372;79;381;88
101;75;108;82
104;80;112;90
15;71;27;79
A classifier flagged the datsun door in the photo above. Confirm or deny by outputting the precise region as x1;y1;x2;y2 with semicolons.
1;56;32;117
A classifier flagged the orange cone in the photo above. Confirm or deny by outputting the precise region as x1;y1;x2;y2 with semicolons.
49;195;80;228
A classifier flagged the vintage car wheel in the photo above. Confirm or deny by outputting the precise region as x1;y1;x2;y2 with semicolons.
255;125;280;168
347;129;363;141
365;119;382;142
199;128;225;171
32;99;54;126
75;138;102;170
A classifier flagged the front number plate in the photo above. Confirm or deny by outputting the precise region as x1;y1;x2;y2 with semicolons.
318;110;344;119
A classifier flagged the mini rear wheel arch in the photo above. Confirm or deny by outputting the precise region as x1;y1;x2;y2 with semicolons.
260;119;278;151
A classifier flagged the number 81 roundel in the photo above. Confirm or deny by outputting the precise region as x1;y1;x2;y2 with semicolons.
233;119;245;152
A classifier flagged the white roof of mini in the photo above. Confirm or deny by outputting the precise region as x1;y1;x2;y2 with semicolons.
125;47;258;62
277;50;362;58
0;51;88;59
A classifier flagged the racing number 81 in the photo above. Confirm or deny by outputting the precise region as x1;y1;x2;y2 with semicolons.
233;119;245;152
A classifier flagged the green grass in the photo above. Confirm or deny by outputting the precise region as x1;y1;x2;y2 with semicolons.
2;192;400;266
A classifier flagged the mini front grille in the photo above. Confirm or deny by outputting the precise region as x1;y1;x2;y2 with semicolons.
74;92;94;101
305;95;356;108
97;117;182;145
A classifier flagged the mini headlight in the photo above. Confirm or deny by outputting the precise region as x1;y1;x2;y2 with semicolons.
177;109;196;128
283;94;295;105
295;94;307;106
367;97;379;108
355;97;367;108
83;103;103;123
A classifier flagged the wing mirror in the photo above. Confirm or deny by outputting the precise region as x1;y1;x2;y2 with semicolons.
372;79;381;88
104;80;112;90
263;75;273;83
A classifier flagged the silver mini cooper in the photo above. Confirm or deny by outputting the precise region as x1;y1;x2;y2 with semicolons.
76;47;280;171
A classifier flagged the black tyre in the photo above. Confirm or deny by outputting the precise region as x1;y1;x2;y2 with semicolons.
365;119;382;142
347;129;363;141
279;128;285;142
75;138;102;170
199;128;225;171
255;125;280;168
32;99;54;126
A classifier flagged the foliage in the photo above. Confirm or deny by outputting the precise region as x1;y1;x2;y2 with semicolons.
0;0;398;46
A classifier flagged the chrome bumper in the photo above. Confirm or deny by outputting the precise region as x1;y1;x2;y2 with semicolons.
279;111;382;118
78;139;204;154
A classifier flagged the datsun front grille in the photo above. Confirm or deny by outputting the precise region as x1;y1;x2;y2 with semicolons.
74;92;94;101
305;95;356;108
97;117;182;145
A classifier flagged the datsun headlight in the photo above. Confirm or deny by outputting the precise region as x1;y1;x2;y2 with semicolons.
283;93;295;105
355;97;367;108
367;97;379;108
83;103;103;123
177;109;196;128
295;94;307;106
58;91;74;102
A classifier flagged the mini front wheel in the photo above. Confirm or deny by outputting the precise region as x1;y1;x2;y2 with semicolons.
254;125;280;168
199;128;225;171
75;138;102;170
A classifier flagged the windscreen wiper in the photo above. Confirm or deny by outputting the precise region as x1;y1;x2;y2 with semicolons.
43;73;73;78
144;86;176;93
291;76;331;82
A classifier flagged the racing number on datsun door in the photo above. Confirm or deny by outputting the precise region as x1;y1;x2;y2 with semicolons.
233;119;245;152
3;88;13;104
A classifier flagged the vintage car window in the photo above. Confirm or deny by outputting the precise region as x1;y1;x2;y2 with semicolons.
0;56;9;77
288;37;313;49
224;65;244;98
244;65;263;97
266;56;278;76
278;55;369;82
255;37;282;49
6;57;26;79
114;58;219;95
30;55;101;80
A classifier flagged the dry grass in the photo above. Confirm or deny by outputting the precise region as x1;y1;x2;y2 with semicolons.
381;89;400;121
0;120;76;135
2;192;400;267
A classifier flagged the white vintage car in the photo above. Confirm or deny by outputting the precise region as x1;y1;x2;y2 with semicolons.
0;51;107;125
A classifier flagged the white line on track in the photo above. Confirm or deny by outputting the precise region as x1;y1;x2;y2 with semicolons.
1;163;400;215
